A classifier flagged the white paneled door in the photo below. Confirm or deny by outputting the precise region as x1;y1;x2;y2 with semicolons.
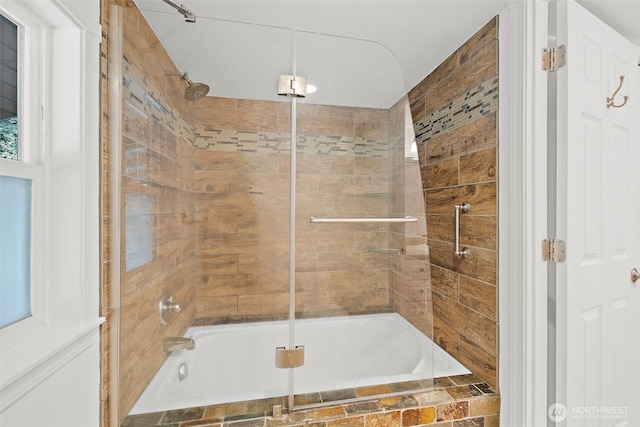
555;1;640;426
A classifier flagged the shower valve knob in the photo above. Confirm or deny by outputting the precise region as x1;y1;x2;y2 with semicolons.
168;302;181;312
159;294;181;325
165;297;181;312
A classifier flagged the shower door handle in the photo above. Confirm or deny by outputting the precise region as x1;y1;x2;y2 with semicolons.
454;202;470;257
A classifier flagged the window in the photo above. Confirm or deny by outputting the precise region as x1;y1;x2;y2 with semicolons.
0;176;32;326
0;0;100;411
0;14;18;160
0;11;42;329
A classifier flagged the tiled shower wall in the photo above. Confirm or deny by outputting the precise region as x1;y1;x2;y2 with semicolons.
408;18;499;388
119;59;197;415
193;98;394;323
101;1;198;421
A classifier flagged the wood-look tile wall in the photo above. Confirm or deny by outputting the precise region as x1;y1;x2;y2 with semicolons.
101;2;199;422
193;99;394;324
408;17;499;388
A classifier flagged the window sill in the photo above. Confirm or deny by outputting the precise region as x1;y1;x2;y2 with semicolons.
0;316;105;411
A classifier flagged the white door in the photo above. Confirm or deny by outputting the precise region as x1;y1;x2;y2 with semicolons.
555;1;640;426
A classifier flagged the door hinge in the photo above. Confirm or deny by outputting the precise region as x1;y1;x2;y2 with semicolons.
277;75;307;97
542;45;566;72
275;345;305;368
542;238;566;263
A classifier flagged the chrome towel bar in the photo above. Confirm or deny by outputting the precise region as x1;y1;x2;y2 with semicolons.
454;202;471;257
365;247;405;255
309;216;417;224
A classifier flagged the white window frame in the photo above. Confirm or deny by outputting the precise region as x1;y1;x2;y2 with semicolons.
0;0;102;411
0;1;44;328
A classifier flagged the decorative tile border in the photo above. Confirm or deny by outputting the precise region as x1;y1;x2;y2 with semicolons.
120;374;499;427
193;129;288;154
124;59;391;159
414;76;498;144
193;130;390;158
123;58;196;144
301;135;389;158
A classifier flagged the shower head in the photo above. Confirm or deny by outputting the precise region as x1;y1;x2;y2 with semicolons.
181;72;210;101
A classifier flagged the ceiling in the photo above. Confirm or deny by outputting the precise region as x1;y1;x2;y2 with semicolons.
133;0;640;109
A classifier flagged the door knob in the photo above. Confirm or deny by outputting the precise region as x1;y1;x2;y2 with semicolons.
632;268;639;283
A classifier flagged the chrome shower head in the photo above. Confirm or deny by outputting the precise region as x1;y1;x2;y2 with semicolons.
181;72;210;101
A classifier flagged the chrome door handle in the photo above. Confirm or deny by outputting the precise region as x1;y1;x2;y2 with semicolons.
631;268;639;283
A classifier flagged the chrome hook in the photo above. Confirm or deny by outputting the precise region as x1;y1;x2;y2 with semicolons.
606;75;629;109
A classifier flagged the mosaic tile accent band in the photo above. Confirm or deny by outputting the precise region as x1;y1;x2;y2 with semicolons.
414;76;498;144
124;58;392;159
123;59;195;144
194;130;390;158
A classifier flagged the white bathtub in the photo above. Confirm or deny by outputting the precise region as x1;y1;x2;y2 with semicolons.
129;313;470;415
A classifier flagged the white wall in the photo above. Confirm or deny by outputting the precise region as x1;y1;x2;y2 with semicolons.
1;336;101;427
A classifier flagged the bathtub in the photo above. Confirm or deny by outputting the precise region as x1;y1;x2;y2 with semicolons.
129;312;470;415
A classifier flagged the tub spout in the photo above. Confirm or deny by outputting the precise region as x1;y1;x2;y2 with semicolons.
164;337;195;352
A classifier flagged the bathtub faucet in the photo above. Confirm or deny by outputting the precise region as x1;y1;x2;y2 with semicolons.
164;337;195;352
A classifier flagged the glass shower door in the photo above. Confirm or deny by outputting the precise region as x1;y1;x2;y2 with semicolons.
112;5;297;419
290;31;434;405
111;3;433;419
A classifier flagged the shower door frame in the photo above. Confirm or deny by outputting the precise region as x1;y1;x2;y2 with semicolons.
107;6;124;424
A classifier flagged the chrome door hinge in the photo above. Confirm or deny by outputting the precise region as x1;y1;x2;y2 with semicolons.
542;45;566;72
277;75;307;97
275;345;305;368
542;238;566;263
